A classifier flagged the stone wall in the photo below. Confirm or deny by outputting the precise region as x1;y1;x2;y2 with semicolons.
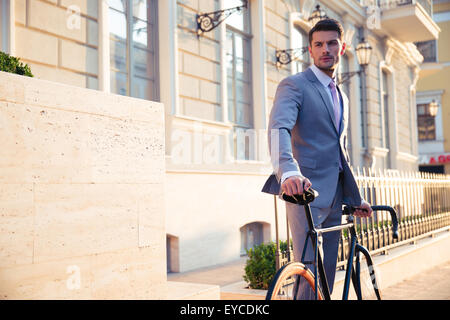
14;0;99;89
0;71;166;299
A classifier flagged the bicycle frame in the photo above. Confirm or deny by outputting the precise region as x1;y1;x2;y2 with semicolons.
298;202;357;300
277;190;399;300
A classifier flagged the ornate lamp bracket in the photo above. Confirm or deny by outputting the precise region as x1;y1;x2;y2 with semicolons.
275;47;309;68
196;0;248;37
337;70;363;86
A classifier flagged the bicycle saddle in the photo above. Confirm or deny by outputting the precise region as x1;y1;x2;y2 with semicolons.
282;188;319;205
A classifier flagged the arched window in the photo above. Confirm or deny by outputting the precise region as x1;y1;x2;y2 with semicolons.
240;222;270;255
108;0;159;101
381;69;391;168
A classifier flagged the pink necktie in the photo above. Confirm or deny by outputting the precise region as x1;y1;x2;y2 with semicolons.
329;80;341;132
329;80;343;171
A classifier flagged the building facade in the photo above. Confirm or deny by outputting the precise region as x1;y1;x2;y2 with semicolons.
416;0;450;174
0;0;439;272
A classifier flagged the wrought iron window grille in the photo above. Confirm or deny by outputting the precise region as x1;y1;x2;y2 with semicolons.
196;0;248;37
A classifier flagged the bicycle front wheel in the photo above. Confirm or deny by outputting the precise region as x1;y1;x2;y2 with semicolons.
266;262;323;300
353;244;382;300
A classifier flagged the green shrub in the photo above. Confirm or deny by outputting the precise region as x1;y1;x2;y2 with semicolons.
243;240;292;290
0;51;33;77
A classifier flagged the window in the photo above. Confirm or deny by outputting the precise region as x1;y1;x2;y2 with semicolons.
415;40;437;63
339;54;352;159
417;103;436;141
292;25;310;74
359;69;366;148
0;0;11;53
108;0;159;101
382;71;390;149
226;0;253;160
240;222;270;255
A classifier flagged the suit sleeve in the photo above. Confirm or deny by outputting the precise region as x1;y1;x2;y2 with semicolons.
268;77;303;182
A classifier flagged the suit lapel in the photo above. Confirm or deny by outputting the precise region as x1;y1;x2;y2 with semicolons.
305;68;339;134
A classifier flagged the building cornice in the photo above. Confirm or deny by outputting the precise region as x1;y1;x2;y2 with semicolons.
385;37;424;67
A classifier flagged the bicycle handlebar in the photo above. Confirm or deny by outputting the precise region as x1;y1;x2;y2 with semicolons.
343;205;399;239
282;189;399;239
370;205;399;239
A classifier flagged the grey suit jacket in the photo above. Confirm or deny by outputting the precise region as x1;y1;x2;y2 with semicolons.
262;67;362;208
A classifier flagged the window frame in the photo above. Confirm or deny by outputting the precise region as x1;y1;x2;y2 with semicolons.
225;2;254;160
108;0;159;101
417;112;436;141
291;23;310;74
0;0;12;54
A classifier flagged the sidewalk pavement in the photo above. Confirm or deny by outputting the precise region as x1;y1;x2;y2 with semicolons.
167;257;450;300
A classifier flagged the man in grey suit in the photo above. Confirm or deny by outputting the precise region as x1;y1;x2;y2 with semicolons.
262;19;373;298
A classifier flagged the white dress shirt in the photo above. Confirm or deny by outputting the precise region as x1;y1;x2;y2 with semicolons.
280;64;341;184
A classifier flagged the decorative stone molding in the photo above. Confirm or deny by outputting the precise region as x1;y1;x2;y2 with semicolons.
385;37;424;68
301;0;316;20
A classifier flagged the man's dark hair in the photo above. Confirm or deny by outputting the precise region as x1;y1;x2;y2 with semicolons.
308;18;344;45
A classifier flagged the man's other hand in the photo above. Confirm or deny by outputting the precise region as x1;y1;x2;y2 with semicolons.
281;175;312;196
354;199;373;218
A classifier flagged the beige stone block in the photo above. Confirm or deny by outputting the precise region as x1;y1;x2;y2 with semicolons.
32;183;165;262
28;0;88;43
178;28;200;55
0;246;166;299
179;74;200;99
183;53;219;81
178;0;198;11
0;101;164;184
199;37;220;63
0;184;34;268
15;26;58;66
182;98;217;121
266;9;287;36
198;0;218;13
0;255;93;299
0;71;164;124
25;62;87;88
265;0;276;12
138;184;166;248
60;40;98;75
15;0;26;25
0;73;26;104
90;247;167;299
200;80;220;104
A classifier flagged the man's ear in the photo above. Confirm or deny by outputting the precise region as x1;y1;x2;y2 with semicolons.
308;46;312;54
340;42;347;56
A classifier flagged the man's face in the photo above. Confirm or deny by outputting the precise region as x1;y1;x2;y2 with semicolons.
309;30;346;73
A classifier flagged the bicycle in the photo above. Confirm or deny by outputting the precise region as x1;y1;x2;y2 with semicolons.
266;188;399;300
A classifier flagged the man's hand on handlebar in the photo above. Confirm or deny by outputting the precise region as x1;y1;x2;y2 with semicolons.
354;199;373;218
281;175;312;196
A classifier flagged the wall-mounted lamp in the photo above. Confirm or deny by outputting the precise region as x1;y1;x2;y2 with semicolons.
308;4;328;26
338;38;372;85
418;100;439;117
